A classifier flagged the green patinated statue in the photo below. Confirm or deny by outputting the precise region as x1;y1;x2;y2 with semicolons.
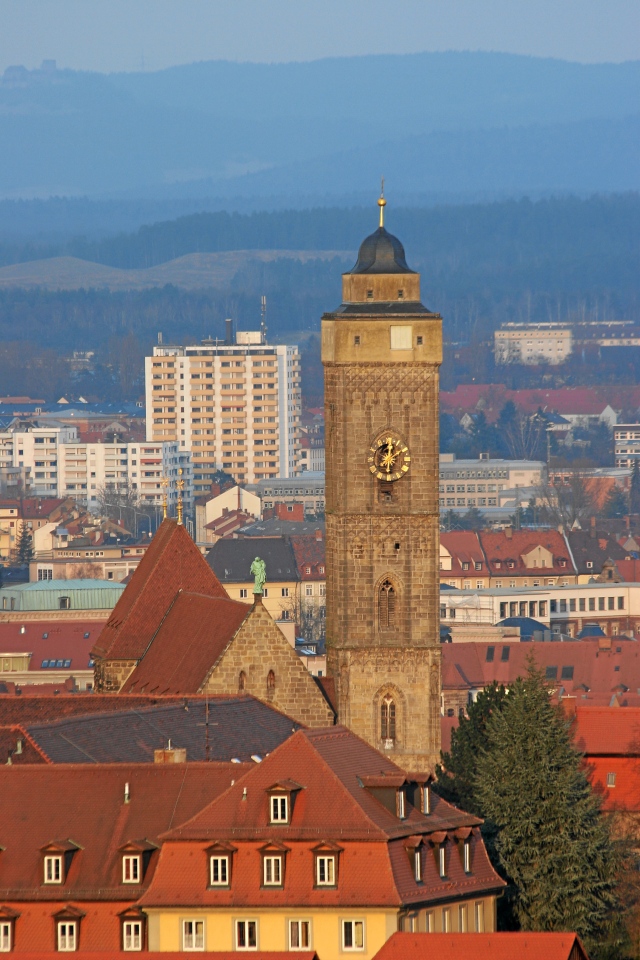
250;556;267;595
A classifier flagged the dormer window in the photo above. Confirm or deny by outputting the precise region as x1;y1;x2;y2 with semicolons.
53;905;84;952
316;855;336;886
263;855;283;886
270;795;288;823
439;844;447;878
122;855;140;884
474;562;482;571
462;562;470;571
0;908;18;952
495;561;501;569
397;789;406;819
414;849;422;882
464;839;471;873
45;855;63;884
421;785;431;815
210;855;229;886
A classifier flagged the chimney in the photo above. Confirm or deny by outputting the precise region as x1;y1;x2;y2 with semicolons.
225;318;234;346
504;526;513;540
154;745;187;764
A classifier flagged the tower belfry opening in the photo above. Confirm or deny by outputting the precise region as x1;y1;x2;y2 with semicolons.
322;192;443;770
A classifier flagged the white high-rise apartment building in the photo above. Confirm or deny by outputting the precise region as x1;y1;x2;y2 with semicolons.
145;330;301;494
0;423;192;514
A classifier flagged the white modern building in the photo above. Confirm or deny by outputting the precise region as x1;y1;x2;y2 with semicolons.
494;324;573;365
614;424;640;468
145;329;301;494
439;454;546;510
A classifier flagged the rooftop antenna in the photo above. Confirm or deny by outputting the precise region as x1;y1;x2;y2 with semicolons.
260;295;268;345
378;177;386;229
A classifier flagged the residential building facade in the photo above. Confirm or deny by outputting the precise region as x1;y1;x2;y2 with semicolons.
256;473;325;518
438;454;546;510
145;332;301;492
494;323;573;365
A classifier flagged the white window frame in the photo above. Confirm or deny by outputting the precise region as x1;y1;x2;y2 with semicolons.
442;907;451;933
44;855;63;884
342;919;365;951
475;901;485;932
270;795;288;823
439;845;446;878
606;772;616;787
123;920;142;951
316;855;336;886
182;919;205;951
425;912;435;933
397;790;405;819
414;849;422;882
464;839;471;873
210;855;229;886
263;855;283;886
57;921;77;951
0;922;11;952
422;785;431;815
236;919;258;951
459;903;468;932
289;919;311;949
122;854;141;884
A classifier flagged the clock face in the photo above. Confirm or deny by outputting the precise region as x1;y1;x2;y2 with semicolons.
368;434;411;482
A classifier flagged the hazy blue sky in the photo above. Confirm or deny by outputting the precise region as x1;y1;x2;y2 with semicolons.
2;0;638;73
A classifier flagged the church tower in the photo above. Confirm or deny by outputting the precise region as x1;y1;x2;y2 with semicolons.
322;194;442;771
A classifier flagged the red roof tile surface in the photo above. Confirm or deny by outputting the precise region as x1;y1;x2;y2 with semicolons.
374;931;589;960
478;529;575;577
140;727;503;910
0;620;104;673
442;640;640;701
92;519;227;661
0;692;191;725
0;724;49;763
290;537;326;580
570;706;640;755
120;592;250;695
587;757;640;812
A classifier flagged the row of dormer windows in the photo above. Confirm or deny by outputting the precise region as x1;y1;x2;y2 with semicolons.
0;918;142;953
209;853;337;889
42;853;142;886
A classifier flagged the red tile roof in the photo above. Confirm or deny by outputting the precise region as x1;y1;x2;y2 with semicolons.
0;620;104;673
12;952;318;959
0;692;196;725
440;532;486;575
92;519;227;661
478;529;575;577
0;498;69;519
374;932;589;960
290;536;326;580
0;724;50;763
587;757;640;812
120;592;250;695
0;762;249;902
570;706;640;755
442;640;640;701
140;727;503;910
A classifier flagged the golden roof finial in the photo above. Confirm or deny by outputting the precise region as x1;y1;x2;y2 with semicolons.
377;176;386;228
176;468;185;526
161;476;169;520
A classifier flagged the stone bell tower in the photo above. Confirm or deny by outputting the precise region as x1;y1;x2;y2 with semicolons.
322;192;442;771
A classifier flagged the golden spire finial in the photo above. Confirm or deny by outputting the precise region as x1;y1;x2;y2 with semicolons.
161;476;169;520
377;176;386;228
176;467;184;526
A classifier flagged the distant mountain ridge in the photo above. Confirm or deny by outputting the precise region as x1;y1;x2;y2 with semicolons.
1;51;638;199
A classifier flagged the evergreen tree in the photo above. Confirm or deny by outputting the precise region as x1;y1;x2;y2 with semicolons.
630;461;640;515
459;506;486;530
475;665;620;954
602;485;629;519
435;682;508;815
15;521;34;564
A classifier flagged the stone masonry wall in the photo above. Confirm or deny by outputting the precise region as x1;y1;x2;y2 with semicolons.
202;600;335;728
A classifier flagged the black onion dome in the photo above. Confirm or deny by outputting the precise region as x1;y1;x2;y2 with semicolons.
350;226;416;275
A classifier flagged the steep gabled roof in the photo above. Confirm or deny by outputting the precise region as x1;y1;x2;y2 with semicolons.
571;706;640;756
0;762;247;899
478;529;576;576
165;727;481;843
92;520;227;661
120;592;250;695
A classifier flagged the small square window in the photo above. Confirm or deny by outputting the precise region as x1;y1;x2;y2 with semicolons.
236;919;257;950
44;855;62;884
122;855;141;883
263;855;282;886
123;920;142;951
289;920;310;949
270;795;288;823
57;921;77;951
561;665;574;681
183;919;205;951
210;855;229;886
342;920;364;951
316;855;336;886
354;335;361;346
416;335;423;345
545;666;558;680
0;922;12;952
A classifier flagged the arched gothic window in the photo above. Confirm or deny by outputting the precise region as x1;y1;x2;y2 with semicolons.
238;670;246;692
267;670;276;699
379;579;396;630
381;697;396;743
